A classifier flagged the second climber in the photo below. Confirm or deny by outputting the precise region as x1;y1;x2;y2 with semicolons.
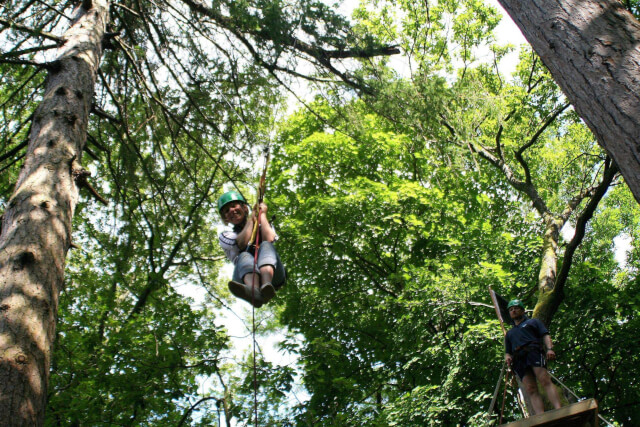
217;190;286;307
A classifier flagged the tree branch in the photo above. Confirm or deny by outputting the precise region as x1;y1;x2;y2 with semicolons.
467;137;550;215
0;58;45;67
177;396;225;427
0;139;29;165
0;43;58;58
548;159;619;320
515;103;571;185
180;0;398;94
0;17;62;43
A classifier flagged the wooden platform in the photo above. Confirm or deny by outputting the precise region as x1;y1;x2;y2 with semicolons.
501;399;598;427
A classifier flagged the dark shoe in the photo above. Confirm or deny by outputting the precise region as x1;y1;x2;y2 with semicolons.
260;282;276;304
228;281;263;308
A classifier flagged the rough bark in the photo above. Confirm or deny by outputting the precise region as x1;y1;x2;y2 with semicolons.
497;0;640;204
0;2;109;425
532;215;563;326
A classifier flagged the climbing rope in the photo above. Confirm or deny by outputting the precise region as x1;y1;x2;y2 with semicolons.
487;361;506;421
208;78;274;425
547;372;616;427
250;215;260;426
186;32;293;426
499;367;511;425
247;146;271;426
251;250;259;426
247;147;270;251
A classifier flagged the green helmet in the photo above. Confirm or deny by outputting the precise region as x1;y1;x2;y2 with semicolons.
217;191;246;213
507;299;525;310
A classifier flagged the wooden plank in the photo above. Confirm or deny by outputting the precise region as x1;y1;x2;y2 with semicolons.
501;399;598;427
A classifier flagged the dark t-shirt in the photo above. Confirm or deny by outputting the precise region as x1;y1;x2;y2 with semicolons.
505;317;549;355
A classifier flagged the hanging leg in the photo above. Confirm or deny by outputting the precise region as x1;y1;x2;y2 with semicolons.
259;265;275;303
254;241;283;304
228;252;263;307
228;279;263;308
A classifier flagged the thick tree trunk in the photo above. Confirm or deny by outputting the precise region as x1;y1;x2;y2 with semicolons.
0;2;108;425
532;215;564;327
497;0;640;204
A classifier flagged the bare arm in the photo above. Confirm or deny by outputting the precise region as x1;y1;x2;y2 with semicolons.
505;334;513;366
235;215;254;249
256;202;276;243
235;203;276;248
543;334;556;360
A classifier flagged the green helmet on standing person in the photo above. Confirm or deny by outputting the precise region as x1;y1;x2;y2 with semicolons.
217;191;246;215
507;299;525;310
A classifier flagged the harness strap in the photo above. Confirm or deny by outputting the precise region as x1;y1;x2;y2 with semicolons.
513;342;541;359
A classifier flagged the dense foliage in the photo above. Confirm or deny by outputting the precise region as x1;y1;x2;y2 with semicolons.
268;95;640;423
266;0;640;424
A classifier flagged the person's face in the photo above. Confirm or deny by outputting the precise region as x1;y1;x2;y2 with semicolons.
221;201;246;225
509;306;524;319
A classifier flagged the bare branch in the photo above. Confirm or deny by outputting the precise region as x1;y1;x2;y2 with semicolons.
0;58;45;67
462;132;550;215
547;159;619;320
0;152;25;175
0;43;58;58
515;103;571;185
0;17;62;43
180;0;398;94
0;140;28;165
91;104;120;123
177;396;225;427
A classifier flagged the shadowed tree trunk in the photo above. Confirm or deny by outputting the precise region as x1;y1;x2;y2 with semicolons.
497;0;640;204
0;2;109;425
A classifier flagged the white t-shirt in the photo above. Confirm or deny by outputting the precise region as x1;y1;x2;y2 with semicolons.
218;227;278;263
219;230;241;263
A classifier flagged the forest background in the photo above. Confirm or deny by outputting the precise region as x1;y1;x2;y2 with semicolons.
0;0;639;425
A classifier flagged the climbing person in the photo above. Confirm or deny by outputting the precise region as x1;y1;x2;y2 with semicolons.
217;190;285;307
504;299;562;415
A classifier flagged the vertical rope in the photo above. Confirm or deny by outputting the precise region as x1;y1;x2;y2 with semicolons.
252;303;258;425
499;368;511;425
248;146;269;426
548;372;616;427
251;214;261;426
487;361;506;420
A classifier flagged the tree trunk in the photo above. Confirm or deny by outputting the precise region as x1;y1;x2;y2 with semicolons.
0;2;109;425
532;215;564;326
497;0;640;204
